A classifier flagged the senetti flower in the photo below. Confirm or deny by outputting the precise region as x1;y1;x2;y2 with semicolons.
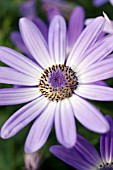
93;0;113;6
50;115;113;170
1;16;113;153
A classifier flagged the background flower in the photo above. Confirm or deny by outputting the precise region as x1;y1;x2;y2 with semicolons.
50;115;113;170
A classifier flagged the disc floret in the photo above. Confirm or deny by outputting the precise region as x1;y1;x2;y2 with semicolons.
38;64;78;101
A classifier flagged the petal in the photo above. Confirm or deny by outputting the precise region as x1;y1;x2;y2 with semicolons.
93;0;108;6
91;81;108;86
76;35;113;72
0;67;39;86
1;96;49;139
0;87;41;105
55;99;76;148
75;85;113;101
69;94;110;133
67;6;85;52
25;101;56;153
48;15;66;64
103;13;113;34
19;18;52;68
10;32;32;57
100;115;113;164
50;144;100;170
66;17;105;67
75;135;102;167
78;58;113;84
0;47;42;77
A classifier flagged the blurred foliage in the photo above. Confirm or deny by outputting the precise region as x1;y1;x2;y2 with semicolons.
0;0;113;170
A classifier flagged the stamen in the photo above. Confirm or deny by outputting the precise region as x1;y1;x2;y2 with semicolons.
38;64;78;101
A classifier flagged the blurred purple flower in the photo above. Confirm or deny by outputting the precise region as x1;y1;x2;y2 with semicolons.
19;0;37;19
93;0;113;6
10;0;85;57
50;115;113;170
0;16;113;153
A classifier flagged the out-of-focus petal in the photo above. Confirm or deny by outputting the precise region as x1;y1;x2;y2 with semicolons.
19;0;36;19
93;0;108;6
100;115;113;164
10;32;32;57
50;142;101;170
67;6;85;52
33;17;48;41
46;5;61;22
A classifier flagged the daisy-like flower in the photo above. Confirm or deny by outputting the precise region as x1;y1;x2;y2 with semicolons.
50;115;113;170
93;0;113;6
0;16;113;153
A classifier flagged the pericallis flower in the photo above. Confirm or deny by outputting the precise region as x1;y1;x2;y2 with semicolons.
0;16;113;153
50;115;113;170
10;0;85;58
93;0;113;6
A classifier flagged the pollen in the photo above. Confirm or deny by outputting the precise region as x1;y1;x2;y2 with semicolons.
38;64;78;101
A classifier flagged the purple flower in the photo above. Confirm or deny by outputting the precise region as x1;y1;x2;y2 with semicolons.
50;115;113;170
0;16;113;153
93;0;113;6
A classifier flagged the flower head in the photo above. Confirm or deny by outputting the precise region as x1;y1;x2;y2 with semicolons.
0;15;113;153
50;115;113;170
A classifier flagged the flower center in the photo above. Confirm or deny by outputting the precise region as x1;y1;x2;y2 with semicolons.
38;64;78;101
